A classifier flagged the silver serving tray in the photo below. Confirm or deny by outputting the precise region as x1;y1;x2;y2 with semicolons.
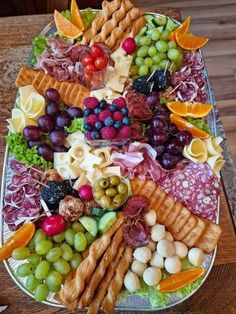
0;12;220;311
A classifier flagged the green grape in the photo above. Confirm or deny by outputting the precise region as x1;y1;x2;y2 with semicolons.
25;274;40;292
12;247;30;260
135;57;144;67
160;30;170;41
33;229;46;244
46;247;62;263
138;65;149;76
64;229;75;246
148;46;157;57
35;260;50;279
134;35;141;46
46;270;63;287
70;253;82;269
155;15;167;26
16;263;33;277
60;243;73;261
159;59;169;70
152;54;162;64
151;64;161;72
130;65;138;76
144;57;153;68
167;48;180;61
27;238;35;252
72;222;85;233
34;284;49;302
137;46;149;58
85;232;95;246
169;63;178;72
27;253;41;266
53;232;65;243
159;52;167;60
139;36;152;46
155;40;168;52
74;232;87;252
168;40;177;49
139;26;147;36
175;57;183;69
53;258;71;275
150;29;160;41
46;283;61;293
35;240;53;255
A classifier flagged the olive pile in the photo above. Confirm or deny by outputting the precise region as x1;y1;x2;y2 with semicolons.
93;175;128;210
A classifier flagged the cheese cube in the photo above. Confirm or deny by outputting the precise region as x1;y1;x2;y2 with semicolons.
73;173;89;190
55;162;82;180
92;147;112;168
111;48;125;62
90;88;120;101
102;166;121;176
68;140;91;161
54;152;71;167
106;68;125;93
66;131;85;147
80;152;103;173
86;167;103;184
115;55;133;77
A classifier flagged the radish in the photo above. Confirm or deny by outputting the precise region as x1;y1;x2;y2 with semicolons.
122;38;136;54
78;184;93;201
42;214;66;236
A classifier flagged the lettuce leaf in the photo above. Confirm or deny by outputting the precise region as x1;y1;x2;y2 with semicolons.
31;35;47;66
61;10;71;21
186;117;211;134
80;8;96;29
65;118;84;133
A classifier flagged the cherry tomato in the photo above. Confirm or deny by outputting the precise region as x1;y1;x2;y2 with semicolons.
95;56;108;70
84;72;93;81
82;54;94;66
91;44;104;59
84;63;97;72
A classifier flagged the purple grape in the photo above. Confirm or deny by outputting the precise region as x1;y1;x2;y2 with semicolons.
37;144;54;161
67;107;83;119
45;88;60;103
51;145;68;152
55;112;72;129
168;122;178;135
146;92;159;110
153;111;169;121
153;144;165;157
38;115;55;133
145;127;153;140
27;139;43;148
49;130;66;146
160;152;178;170
46;102;60;119
166;138;183;155
23;126;42;140
176;131;193;146
151;117;168;131
152;130;167;145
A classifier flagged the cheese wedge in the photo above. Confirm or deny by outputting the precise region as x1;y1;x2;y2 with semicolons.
102;166;121;176
66;131;85;147
183;138;208;163
68;140;91;161
204;136;223;156
80;152;103;173
92;147;112;168
73;172;89;190
207;155;225;178
55;162;82;180
90;88;120;101
54;152;72;167
106;68;125;93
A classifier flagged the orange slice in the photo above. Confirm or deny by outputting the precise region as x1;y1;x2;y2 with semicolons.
168;16;191;41
170;114;210;139
158;267;205;292
167;101;212;118
71;0;85;31
0;222;35;261
54;10;83;39
176;32;209;50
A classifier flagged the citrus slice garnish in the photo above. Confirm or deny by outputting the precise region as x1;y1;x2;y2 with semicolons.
169;16;191;41
167;101;212;118
175;32;209;50
71;0;85;31
54;10;83;39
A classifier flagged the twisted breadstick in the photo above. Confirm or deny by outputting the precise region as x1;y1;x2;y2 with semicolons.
78;225;124;308
58;214;124;310
90;0;134;45
87;244;125;314
82;0;121;44
101;245;133;314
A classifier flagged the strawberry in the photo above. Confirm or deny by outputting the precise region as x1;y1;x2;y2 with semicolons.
117;126;131;139
86;114;98;125
112;97;127;109
113;111;123;121
100;127;117;140
98;109;112;122
84;97;99;110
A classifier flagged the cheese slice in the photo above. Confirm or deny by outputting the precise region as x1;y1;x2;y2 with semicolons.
106;68;125;93
90;88;120;101
54;152;72;167
102;166;121;176
73;172;89;190
183;138;208;164
68;140;91;161
111;47;133;77
204;136;223;156
92;147;112;168
86;167;103;184
55;162;82;180
80;152;103;173
19;85;38;107
111;47;125;61
7;111;37;133
21;92;45;120
66;131;85;147
207;155;225;178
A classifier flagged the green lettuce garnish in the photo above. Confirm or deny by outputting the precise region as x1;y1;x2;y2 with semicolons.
186;117;211;134
6;133;52;170
80;8;96;29
31;35;47;66
65;118;84;133
61;10;71;21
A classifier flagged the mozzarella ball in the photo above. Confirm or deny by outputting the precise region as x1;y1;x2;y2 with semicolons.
131;260;147;277
164;231;174;242
174;241;188;259
150;252;164;268
151;224;166;242
143;267;162;286
133;246;152;263
144;210;157;226
124;270;140;292
165;255;182;274
188;248;204;267
157;239;176;257
147;240;156;252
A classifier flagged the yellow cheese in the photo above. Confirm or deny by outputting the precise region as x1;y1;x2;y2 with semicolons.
111;47;124;61
54;152;72;167
90;88;120;101
102;166;121;176
204;136;223;156
7;110;37;133
19;85;38;106
106;68;125;93
92;147;112;168
55;162;82;180
86;167;103;184
207;155;225;178
73;172;89;190
68;140;91;161
80;152;103;173
183;138;208;164
66;131;85;147
111;47;133;77
21;92;45;120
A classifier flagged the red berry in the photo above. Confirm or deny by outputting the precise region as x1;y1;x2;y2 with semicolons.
82;54;95;67
86;114;98;125
85;63;97;72
84;97;99;110
113;111;123;121
91;44;104;58
95;56;107;70
112;97;127;109
100;127;117;140
122;37;136;54
98;109;112;122
117;126;131;139
85;132;92;140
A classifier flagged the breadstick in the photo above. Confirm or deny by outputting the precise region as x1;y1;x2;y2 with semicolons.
78;225;124;308
87;244;125;314
58;214;124;310
101;245;133;314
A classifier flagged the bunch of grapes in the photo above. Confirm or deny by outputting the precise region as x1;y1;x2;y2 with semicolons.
23;88;83;162
12;224;95;302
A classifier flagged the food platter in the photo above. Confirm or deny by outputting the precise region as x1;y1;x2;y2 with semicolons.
0;3;223;313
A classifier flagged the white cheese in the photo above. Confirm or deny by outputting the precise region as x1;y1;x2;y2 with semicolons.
68;140;91;161
86;167;103;184
80;152;103;173
90;88;120;101
92;147;112;168
55;162;82;180
106;68;125;93
66;131;85;147
102;166;121;176
73;172;89;190
54;152;72;167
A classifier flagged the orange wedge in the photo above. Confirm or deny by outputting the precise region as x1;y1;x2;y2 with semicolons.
0;222;35;261
169;16;191;41
54;10;83;39
157;267;205;292
176;32;209;50
71;0;85;31
170;114;210;139
167;101;212;118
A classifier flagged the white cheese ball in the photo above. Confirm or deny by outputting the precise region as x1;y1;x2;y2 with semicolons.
157;239;176;257
133;246;152;263
150;252;164;268
124;270;140;292
131;260;147;277
174;241;188;259
151;224;166;242
164;231;174;242
147;240;156;252
144;210;157;226
165;255;182;274
188;248;204;267
143;267;162;286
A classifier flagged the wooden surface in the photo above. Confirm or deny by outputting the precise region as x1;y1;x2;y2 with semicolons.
0;3;236;314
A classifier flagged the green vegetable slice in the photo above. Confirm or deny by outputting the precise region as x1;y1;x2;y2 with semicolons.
98;212;117;234
92;207;106;217
79;216;98;237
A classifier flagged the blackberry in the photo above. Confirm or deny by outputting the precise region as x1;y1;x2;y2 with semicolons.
153;70;171;91
41;181;68;209
132;75;153;95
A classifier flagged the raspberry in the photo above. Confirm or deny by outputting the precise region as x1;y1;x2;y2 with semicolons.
98;109;112;122
112;97;127;109
86;114;98;125
84;97;99;110
113;111;123;121
85;132;92;140
117;126;131;139
100;127;117;140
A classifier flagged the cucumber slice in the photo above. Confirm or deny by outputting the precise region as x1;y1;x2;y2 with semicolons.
166;17;178;32
98;212;117;234
79;216;98;237
144;14;156;24
157;26;164;33
92;207;106;217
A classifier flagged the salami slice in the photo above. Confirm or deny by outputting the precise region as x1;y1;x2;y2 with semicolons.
24;185;39;197
3;207;19;224
9;159;27;174
29;167;43;181
12;173;32;187
6;183;20;193
12;188;25;205
4;193;13;204
2;204;18;216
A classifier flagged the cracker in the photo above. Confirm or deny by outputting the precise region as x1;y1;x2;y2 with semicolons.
170;207;191;234
68;84;80;106
45;77;56;91
182;217;206;247
74;87;89;108
140;179;157;199
130;178;146;194
149;187;166;210
64;83;75;105
53;80;62;92
37;73;52;95
156;195;175;224
196;222;222;253
59;81;70;96
15;66;37;87
32;70;45;94
173;215;197;241
164;202;182;228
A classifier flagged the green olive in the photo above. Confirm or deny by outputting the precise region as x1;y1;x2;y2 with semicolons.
112;194;124;208
98;178;109;189
117;182;128;195
93;189;105;200
105;188;117;197
99;195;111;208
109;175;120;186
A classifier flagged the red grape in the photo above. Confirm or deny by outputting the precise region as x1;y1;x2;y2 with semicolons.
37;144;54;161
38;115;55;133
151;117;168;131
168;122;178;135
91;44;104;58
176;131;193;146
152;130;167;145
55;112;72;129
95;56;107;70
45;88;60;103
122;37;136;54
49;130;66;146
28;139;43;148
153;144;165;157
160;152;178;170
23;126;42;140
166;138;183;155
67;107;83;119
46;102;59;119
153;111;169;121
51;145;68;152
146;92;159;110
